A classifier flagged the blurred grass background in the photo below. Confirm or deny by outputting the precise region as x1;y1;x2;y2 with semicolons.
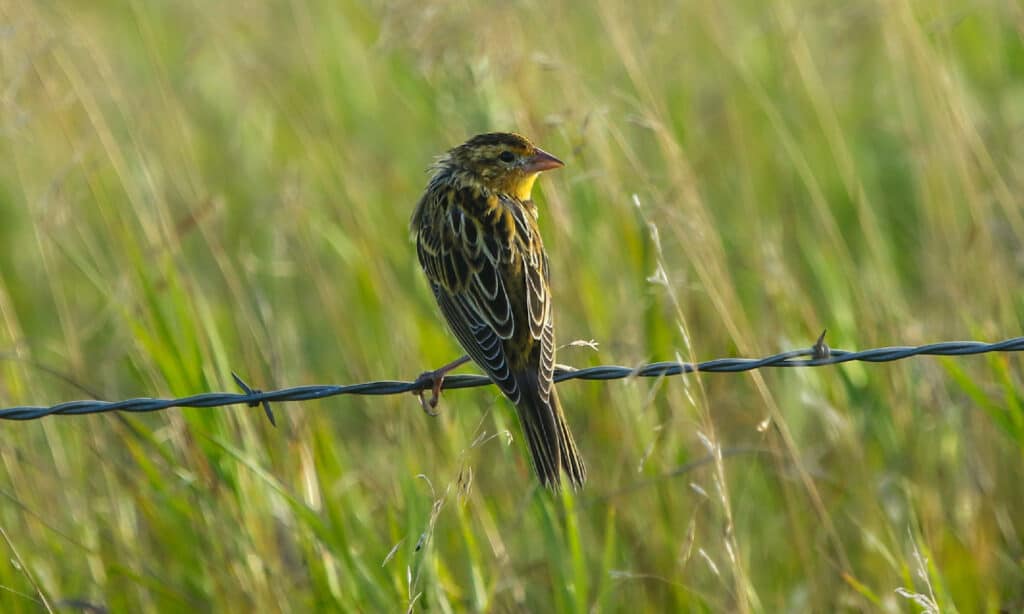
1;0;1023;611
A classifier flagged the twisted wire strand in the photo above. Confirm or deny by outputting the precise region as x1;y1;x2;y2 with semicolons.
1;336;1021;421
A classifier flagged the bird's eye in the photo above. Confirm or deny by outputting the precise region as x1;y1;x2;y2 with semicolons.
498;151;515;163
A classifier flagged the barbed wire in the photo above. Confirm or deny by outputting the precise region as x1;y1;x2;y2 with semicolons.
1;334;1021;422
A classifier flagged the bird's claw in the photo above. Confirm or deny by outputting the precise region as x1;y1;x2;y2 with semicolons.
412;355;471;417
414;370;445;417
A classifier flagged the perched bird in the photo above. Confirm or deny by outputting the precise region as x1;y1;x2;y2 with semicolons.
410;132;586;490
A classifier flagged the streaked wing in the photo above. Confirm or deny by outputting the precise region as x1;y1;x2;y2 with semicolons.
433;286;521;403
417;187;516;338
502;193;549;342
537;306;556;401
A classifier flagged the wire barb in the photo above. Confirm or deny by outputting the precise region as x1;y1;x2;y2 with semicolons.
1;336;1021;421
232;371;276;427
812;329;831;360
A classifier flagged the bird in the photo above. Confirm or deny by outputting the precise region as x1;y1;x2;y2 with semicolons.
410;132;586;490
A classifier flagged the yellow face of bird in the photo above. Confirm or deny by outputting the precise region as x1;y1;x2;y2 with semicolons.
446;132;564;201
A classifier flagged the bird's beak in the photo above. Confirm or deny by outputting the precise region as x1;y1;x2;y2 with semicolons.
523;148;565;173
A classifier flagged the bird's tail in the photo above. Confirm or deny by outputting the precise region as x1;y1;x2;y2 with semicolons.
513;374;586;490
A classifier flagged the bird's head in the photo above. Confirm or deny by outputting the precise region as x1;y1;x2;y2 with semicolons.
440;132;564;201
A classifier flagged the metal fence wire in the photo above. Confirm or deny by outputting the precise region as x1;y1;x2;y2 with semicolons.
1;334;1021;422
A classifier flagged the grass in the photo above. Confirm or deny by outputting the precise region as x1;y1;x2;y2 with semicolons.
1;0;1022;611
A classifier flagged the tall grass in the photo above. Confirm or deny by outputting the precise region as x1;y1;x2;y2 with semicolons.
1;0;1022;611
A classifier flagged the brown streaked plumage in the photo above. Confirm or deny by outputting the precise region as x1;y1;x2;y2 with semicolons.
411;132;586;490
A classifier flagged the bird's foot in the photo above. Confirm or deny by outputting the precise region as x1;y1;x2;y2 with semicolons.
413;370;445;416
413;355;471;417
